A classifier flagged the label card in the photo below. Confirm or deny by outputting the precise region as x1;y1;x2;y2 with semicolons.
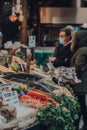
28;36;36;48
47;62;54;70
2;91;19;105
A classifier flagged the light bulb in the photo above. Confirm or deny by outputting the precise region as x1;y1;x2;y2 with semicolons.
18;13;24;22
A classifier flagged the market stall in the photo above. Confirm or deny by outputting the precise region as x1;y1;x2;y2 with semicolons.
0;47;81;130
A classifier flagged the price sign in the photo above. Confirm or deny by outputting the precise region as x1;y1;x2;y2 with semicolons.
2;91;19;105
0;82;20;91
1;83;13;90
1;83;15;90
28;36;36;48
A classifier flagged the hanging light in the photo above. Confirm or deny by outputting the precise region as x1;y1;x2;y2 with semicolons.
18;11;24;22
15;0;24;21
9;6;18;22
9;0;24;22
9;0;17;22
9;15;18;22
15;0;22;14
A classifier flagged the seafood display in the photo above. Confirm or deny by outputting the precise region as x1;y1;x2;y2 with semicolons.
53;67;81;85
0;48;81;130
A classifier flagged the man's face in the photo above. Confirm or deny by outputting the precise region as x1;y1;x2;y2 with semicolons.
59;31;71;44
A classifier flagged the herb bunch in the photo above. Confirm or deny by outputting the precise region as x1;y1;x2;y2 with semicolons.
52;94;80;122
37;93;80;130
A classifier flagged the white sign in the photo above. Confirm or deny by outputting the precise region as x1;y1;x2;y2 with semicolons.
4;41;13;49
28;36;36;48
40;65;44;72
0;82;18;91
26;48;31;56
47;62;54;70
1;83;13;90
2;91;19;105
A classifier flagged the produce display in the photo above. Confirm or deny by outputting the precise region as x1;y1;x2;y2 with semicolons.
53;86;73;97
0;109;38;130
42;78;56;86
0;65;14;73
11;62;20;72
0;51;8;66
0;99;17;123
15;51;25;59
0;56;7;66
19;90;58;108
38;94;80;130
0;48;81;130
0;77;80;130
0;82;38;129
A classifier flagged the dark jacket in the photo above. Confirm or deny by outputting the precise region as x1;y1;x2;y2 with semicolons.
53;42;73;67
53;43;63;58
71;47;87;94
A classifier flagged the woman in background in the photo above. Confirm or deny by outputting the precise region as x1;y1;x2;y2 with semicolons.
71;30;87;130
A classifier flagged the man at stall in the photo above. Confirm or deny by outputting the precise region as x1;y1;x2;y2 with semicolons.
50;27;73;67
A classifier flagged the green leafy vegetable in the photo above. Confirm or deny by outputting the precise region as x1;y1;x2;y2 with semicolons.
45;79;56;86
0;56;7;66
15;51;25;59
52;94;80;122
37;93;80;130
37;103;76;130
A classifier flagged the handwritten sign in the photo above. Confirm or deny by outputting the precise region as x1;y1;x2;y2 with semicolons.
1;83;13;90
28;36;36;48
2;91;19;105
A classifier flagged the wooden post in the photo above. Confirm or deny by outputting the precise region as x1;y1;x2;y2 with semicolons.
26;54;31;73
20;0;28;47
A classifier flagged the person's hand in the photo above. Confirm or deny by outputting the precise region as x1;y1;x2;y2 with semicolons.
49;56;56;62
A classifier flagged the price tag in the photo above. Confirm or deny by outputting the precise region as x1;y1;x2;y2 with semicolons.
0;82;19;91
26;48;31;56
11;91;19;105
28;36;36;48
47;62;54;70
40;65;44;72
1;83;13;90
2;91;19;105
1;82;15;90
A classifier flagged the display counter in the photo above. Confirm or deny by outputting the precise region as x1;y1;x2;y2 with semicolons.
35;47;55;65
